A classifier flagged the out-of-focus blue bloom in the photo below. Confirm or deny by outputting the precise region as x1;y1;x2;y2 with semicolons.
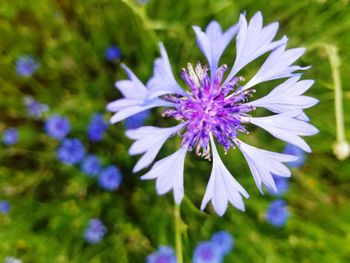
98;165;122;191
211;231;234;256
283;144;306;168
87;114;108;142
267;174;289;196
81;155;101;176
147;246;177;263
24;96;49;117
193;241;222;263
0;200;10;214
57;138;85;165
4;257;22;263
45;115;71;140
265;200;290;228
84;218;107;244
137;0;150;4
125;109;150;130
16;55;39;77
2;129;18;146
105;45;121;61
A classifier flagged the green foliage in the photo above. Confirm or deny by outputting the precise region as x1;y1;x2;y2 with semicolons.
0;0;349;262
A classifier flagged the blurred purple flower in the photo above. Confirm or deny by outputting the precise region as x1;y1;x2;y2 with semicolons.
105;45;121;61
193;241;223;263
267;174;289;196
57;138;85;165
147;246;177;263
16;55;39;77
87;114;108;142
265;200;290;227
98;165;122;191
211;231;234;256
0;200;10;214
81;155;101;176
45;115;71;140
84;218;107;244
283;143;306;168
2;129;18;146
125;109;150;130
24;96;49;117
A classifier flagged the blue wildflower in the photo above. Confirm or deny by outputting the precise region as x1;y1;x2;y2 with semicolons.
24;96;49;117
107;12;318;215
193;241;222;263
81;155;101;176
283;143;306;168
267;174;289;196
98;165;122;191
105;45;121;61
2;129;18;146
265;200;290;227
45;115;71;140
4;257;22;263
0;200;10;214
137;0;149;4
211;231;234;256
84;218;107;244
57;138;85;165
147;246;177;263
16;55;39;77
87;114;108;142
125;109;150;130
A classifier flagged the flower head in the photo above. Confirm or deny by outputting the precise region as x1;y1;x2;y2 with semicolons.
57;138;86;165
84;218;107;244
283;143;306;168
107;12;318;215
81;155;101;176
16;55;39;77
147;246;177;263
45;115;71;140
24;96;49;117
98;165;122;191
211;231;234;256
0;200;10;214
125;109;150;130
267;174;289;196
105;45;121;61
2;128;18;146
265;200;289;227
193;241;223;263
87;114;108;142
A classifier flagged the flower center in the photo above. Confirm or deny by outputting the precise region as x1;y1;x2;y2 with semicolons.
163;63;254;159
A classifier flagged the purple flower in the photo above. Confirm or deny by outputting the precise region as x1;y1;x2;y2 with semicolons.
45;115;71;140
87;114;108;142
211;231;234;256
16;55;39;77
81;155;101;176
105;45;121;61
57;138;85;165
265;200;290;227
106;12;318;216
125;109;150;130
267;174;289;196
2;129;18;146
283;143;306;168
193;241;222;263
24;96;49;117
98;165;122;191
0;200;10;214
84;218;107;244
147;246;177;263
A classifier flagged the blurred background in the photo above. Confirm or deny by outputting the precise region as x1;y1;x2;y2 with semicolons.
0;0;349;262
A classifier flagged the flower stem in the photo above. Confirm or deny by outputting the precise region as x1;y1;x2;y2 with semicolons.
174;203;183;263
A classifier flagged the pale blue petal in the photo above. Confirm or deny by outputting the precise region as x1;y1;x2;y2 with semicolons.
141;147;187;204
201;135;249;216
116;64;148;99
147;43;187;99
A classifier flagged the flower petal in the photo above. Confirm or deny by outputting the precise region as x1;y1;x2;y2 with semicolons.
147;43;187;99
248;111;319;152
193;20;239;78
224;12;287;84
141;147;187;204
201;135;249;216
235;139;298;192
